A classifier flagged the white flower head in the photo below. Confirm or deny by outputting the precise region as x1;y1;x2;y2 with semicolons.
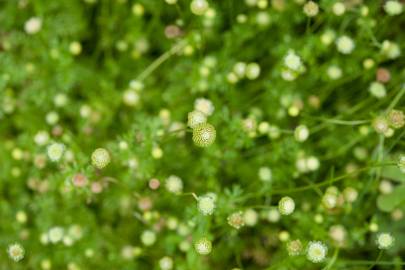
376;233;395;249
384;1;403;16
246;62;261;80
243;209;258;227
7;243;25;262
24;17;42;34
47;143;65;162
303;1;319;17
190;0;209;15
123;89;140;106
327;65;342;80
194;238;212;255
369;82;386;99
188;110;207;128
197;195;216;215
336;36;355;54
48;226;64;243
294;125;309;142
159;256;173;270
258;167;272;182
91;148;111;169
307;241;328;263
34;131;50;145
141;230;156;246
332;2;346;16
194;98;214;116
165;175;183;194
284;51;302;71
278;196;295;215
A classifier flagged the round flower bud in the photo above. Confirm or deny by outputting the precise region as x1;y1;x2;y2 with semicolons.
329;225;346;246
387;110;404;129
336;35;355;54
287;239;303;256
227;211;245;229
376;233;395;249
165;175;183;194
54;93;68;107
284;51;302;71
303;1;319;17
245;63;261;80
46;111;59;125
34;131;50;145
123;89;140;106
152;146;163;159
7;243;24;262
258;167;272;182
141;230;156;246
16;211;27;224
343;187;358;203
47;143;65;162
320;30;336;46
91;148;111;169
197;195;216;215
192;123;216;147
266;208;280;223
294;125;309;142
233;62;247;78
24;17;42;34
373;117;389;134
278;196;295;215
190;0;209;15
369;82;386;99
69;41;82;55
307;241;328;263
384;1;403;16
159;256;173;270
188;110;207;128
48;227;64;243
327;65;342;80
332;2;345;16
381;40;401;59
195;238;212;255
243;209;258;226
194;98;214;116
165;0;177;4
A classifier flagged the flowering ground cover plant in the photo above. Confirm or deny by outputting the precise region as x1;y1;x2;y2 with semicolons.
0;0;405;269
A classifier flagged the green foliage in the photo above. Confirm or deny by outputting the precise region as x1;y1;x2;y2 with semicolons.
0;0;405;269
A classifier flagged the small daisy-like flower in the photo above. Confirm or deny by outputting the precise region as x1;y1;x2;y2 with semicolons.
188;110;207;128
287;239;303;256
336;35;355;54
165;175;183;193
372;117;389;134
7;243;24;262
91;148;111;169
190;0;209;15
384;1;403;16
387;110;404;129
195;238;212;255
159;256;173;270
192;123;216;147
194;98;214;116
307;241;328;263
376;233;395;249
197;195;216;215
303;1;319;17
294;125;309;142
397;155;405;173
284;51;302;71
369;82;386;99
278;196;295;215
24;17;42;34
227;211;245;229
47;143;65;162
141;230;156;246
245;62;261;80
